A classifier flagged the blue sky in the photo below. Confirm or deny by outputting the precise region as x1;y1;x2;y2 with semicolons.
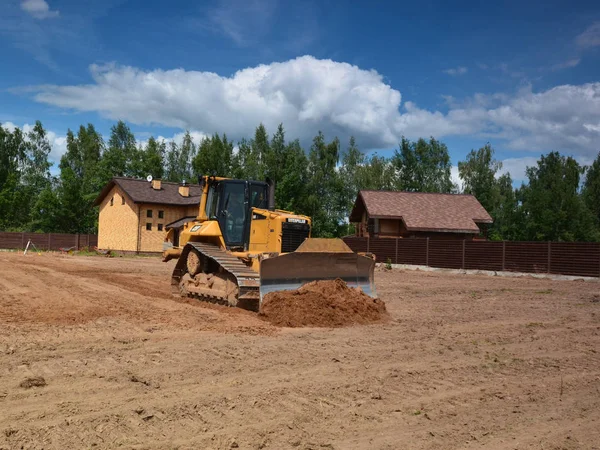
1;0;600;184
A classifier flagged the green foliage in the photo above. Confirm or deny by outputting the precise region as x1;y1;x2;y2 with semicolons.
99;120;136;183
393;136;455;193
458;144;503;213
519;152;598;241
583;152;600;225
2;119;600;243
192;133;234;179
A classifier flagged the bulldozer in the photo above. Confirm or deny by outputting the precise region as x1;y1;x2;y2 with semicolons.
163;176;376;311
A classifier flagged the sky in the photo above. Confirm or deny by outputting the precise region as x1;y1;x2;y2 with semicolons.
1;0;600;184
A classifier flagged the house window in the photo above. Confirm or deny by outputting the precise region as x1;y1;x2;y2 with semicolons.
121;196;125;205
158;210;164;219
158;224;163;231
110;197;114;206
146;223;152;231
147;209;152;218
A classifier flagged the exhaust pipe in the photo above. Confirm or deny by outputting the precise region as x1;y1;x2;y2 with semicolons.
267;178;275;210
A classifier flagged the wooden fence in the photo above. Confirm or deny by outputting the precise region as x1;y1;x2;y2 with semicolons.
343;236;600;278
0;232;98;251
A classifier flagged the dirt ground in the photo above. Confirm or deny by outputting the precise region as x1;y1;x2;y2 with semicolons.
0;252;599;450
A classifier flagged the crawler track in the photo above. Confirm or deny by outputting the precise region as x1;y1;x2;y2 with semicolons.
171;242;260;309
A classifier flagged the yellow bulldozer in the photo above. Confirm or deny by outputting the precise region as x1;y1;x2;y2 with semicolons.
163;175;376;311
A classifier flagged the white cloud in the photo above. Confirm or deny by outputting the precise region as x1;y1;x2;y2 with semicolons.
20;0;59;20
576;21;600;48
443;66;468;76
551;58;580;71
25;56;600;159
450;166;463;192
498;156;540;182
137;130;209;149
208;0;277;45
31;57;412;150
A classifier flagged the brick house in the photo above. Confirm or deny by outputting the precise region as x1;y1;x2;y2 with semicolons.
349;190;493;240
93;177;201;252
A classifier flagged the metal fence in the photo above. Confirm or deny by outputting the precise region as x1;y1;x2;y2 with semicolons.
0;232;98;251
343;236;600;278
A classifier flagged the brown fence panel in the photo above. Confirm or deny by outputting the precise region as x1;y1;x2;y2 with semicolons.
342;237;368;253
505;242;549;273
49;233;78;250
397;239;428;265
0;232;25;249
465;241;504;271
0;232;98;251
368;237;396;264
23;232;50;250
549;242;600;277
428;240;463;269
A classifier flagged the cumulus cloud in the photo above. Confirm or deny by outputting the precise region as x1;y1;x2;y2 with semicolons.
20;0;59;20
24;56;600;158
443;66;468;76
576;21;600;48
31;56;414;150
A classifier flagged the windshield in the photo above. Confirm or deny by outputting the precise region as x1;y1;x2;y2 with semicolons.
205;184;219;219
249;184;268;209
221;182;246;245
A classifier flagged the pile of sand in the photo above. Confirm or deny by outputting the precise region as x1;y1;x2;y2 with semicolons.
259;279;388;328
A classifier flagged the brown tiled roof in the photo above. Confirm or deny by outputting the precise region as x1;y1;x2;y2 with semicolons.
350;190;493;234
93;177;202;207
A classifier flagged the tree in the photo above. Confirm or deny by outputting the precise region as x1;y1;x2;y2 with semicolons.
304;132;345;237
393;137;454;193
55;125;104;233
99;120;136;183
519;152;598;241
276;139;308;212
0;125;28;230
458;144;503;213
192;133;234;178
134;137;165;180
583;151;600;225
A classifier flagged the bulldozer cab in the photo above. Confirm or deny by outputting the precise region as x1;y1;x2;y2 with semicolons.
205;179;269;250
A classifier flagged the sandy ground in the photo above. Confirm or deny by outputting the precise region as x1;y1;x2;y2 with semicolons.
0;252;599;450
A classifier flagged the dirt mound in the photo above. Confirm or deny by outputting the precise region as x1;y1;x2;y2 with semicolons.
259;279;388;327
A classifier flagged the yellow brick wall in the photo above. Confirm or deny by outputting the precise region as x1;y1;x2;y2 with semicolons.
138;204;199;252
97;186;140;251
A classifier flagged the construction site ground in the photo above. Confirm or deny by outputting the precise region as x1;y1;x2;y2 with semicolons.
0;252;599;450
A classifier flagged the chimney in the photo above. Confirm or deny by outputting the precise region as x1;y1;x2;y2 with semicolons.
178;181;190;197
151;179;162;190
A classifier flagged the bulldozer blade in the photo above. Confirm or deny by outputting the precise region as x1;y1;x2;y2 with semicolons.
259;252;376;304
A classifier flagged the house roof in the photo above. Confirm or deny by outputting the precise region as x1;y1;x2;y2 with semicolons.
93;177;202;207
349;190;493;234
166;216;196;230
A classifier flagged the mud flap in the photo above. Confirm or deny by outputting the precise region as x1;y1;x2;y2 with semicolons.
259;252;377;304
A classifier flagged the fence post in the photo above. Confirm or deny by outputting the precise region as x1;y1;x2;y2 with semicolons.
548;241;551;274
462;240;466;269
426;238;429;267
395;238;399;264
502;241;506;271
75;233;79;249
21;232;25;249
48;233;51;251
